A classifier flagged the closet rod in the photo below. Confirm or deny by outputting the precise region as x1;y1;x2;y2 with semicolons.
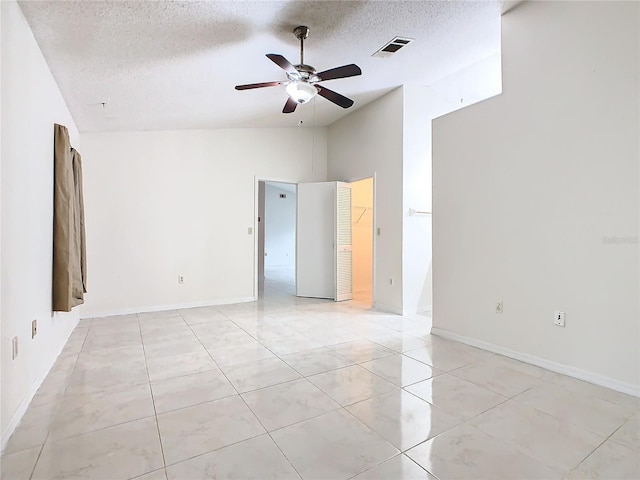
408;208;432;216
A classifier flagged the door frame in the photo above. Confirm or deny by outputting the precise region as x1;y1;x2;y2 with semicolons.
253;174;377;305
253;176;299;300
346;173;377;307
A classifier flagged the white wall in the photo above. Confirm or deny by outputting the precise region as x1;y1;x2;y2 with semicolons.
427;52;503;110
432;1;639;393
328;89;404;313
264;183;296;268
328;57;502;315
1;0;80;447
401;57;503;315
80;128;326;317
401;87;454;314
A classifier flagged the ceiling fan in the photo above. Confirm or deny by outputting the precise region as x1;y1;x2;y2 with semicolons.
235;26;362;114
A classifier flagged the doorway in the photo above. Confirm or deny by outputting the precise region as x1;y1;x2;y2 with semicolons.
257;180;297;298
256;177;374;305
351;177;374;306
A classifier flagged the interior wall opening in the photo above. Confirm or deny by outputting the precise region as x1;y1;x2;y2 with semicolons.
258;180;298;298
351;177;374;307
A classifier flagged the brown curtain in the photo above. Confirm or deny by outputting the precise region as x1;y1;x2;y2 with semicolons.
53;124;87;311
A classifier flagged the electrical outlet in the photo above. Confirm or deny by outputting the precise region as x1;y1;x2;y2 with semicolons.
495;301;503;314
178;275;185;284
554;311;566;327
32;319;37;338
12;337;18;359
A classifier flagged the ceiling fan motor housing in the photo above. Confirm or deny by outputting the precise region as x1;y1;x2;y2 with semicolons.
288;64;318;82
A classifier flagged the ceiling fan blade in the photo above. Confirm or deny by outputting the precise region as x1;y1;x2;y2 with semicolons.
266;54;298;75
283;97;298;114
235;81;283;90
317;86;354;109
316;64;362;82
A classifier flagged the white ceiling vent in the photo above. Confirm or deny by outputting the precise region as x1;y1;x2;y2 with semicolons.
372;36;414;58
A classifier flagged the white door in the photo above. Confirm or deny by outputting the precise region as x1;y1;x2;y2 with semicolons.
296;181;353;301
335;182;353;301
296;182;335;299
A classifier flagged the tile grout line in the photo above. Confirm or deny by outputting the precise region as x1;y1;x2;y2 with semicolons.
455;384;606;478
564;414;635;477
159;432;269;471
25;444;45;480
387;358;520;466
142;312;347;417
403;370;613;475
22;311;309;467
20;301;635;479
342;453;437;480
25;321;90;480
405;453;444;480
180;311;306;480
137;313;169;478
342;452;402;480
204;316;445;435
506;380;637;468
336;405;403;477
245;308;403;480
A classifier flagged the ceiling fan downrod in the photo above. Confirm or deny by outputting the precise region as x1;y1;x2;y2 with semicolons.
293;26;310;66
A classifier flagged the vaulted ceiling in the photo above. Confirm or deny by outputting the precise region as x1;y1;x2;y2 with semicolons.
18;1;505;132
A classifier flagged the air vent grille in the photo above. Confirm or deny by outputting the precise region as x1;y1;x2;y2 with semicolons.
372;36;414;58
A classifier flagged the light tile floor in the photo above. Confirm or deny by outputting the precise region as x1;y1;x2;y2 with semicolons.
1;273;639;479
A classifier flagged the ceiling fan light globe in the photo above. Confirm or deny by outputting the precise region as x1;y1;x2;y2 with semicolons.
286;81;317;104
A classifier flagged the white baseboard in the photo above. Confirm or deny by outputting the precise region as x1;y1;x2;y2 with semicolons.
401;304;433;315
81;297;256;319
431;327;640;397
372;303;404;315
1;373;48;452
1;318;79;452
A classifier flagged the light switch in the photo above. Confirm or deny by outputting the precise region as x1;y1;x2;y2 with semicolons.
377;227;381;236
248;227;253;235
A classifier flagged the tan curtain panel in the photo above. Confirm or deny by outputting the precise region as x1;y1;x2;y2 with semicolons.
53;124;87;311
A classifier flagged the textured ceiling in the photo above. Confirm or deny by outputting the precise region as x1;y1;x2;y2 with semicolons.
18;1;503;132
